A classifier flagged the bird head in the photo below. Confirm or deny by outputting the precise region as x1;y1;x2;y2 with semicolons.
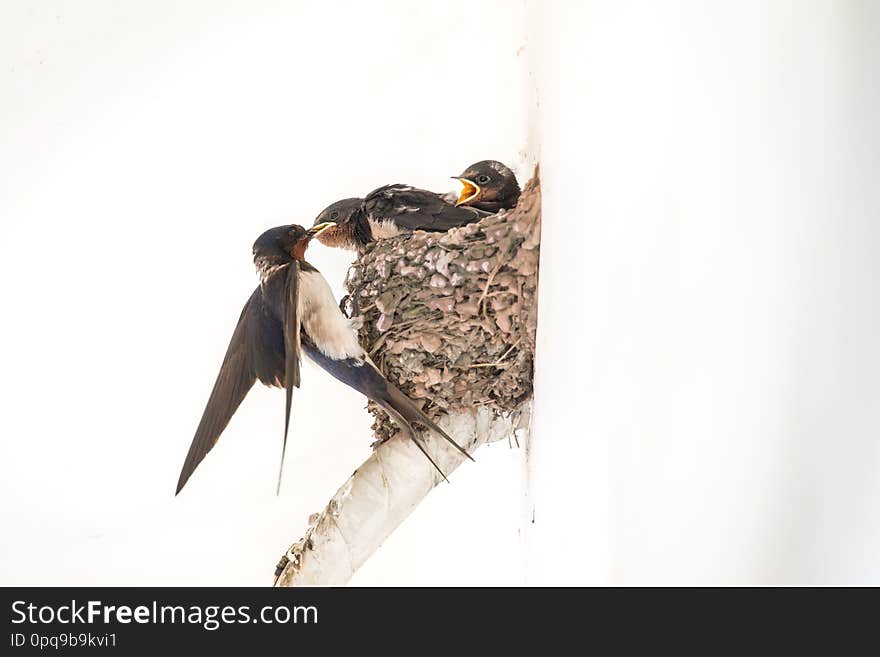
452;160;521;212
312;198;371;250
253;223;336;274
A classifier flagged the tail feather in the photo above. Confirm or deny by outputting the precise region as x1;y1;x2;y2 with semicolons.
381;382;475;463
378;402;449;482
298;339;475;479
408;434;450;483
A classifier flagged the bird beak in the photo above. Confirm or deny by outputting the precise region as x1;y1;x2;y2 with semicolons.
307;221;337;239
452;177;481;206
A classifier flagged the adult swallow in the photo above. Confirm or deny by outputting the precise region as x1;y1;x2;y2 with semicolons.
452;160;521;214
175;223;472;494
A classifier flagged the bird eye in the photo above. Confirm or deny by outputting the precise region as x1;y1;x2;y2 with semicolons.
477;175;490;184
330;211;340;221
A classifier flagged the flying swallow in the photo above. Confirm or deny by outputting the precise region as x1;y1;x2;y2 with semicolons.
175;223;472;495
452;160;521;214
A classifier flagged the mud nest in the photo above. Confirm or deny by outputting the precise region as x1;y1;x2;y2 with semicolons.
344;169;542;443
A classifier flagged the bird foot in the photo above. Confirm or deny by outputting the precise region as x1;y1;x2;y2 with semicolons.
339;283;367;326
338;294;352;318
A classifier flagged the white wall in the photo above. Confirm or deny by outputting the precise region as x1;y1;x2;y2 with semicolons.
527;0;880;584
0;0;530;586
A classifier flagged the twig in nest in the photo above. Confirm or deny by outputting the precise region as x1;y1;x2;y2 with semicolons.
478;257;506;321
395;312;445;334
468;338;522;369
369;333;389;356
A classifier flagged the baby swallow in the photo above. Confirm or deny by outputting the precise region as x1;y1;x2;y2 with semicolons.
452;160;521;214
175;223;472;494
313;160;520;251
312;185;485;251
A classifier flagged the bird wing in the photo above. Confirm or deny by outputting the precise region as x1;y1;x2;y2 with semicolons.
175;287;284;495
364;184;484;233
278;260;302;493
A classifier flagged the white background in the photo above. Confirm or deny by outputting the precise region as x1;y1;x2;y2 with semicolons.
0;0;530;586
2;1;878;586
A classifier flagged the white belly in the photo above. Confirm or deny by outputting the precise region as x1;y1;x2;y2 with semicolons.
368;218;403;239
297;269;365;361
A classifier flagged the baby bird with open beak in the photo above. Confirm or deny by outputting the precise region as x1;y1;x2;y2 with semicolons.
312;160;520;252
452;160;521;214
